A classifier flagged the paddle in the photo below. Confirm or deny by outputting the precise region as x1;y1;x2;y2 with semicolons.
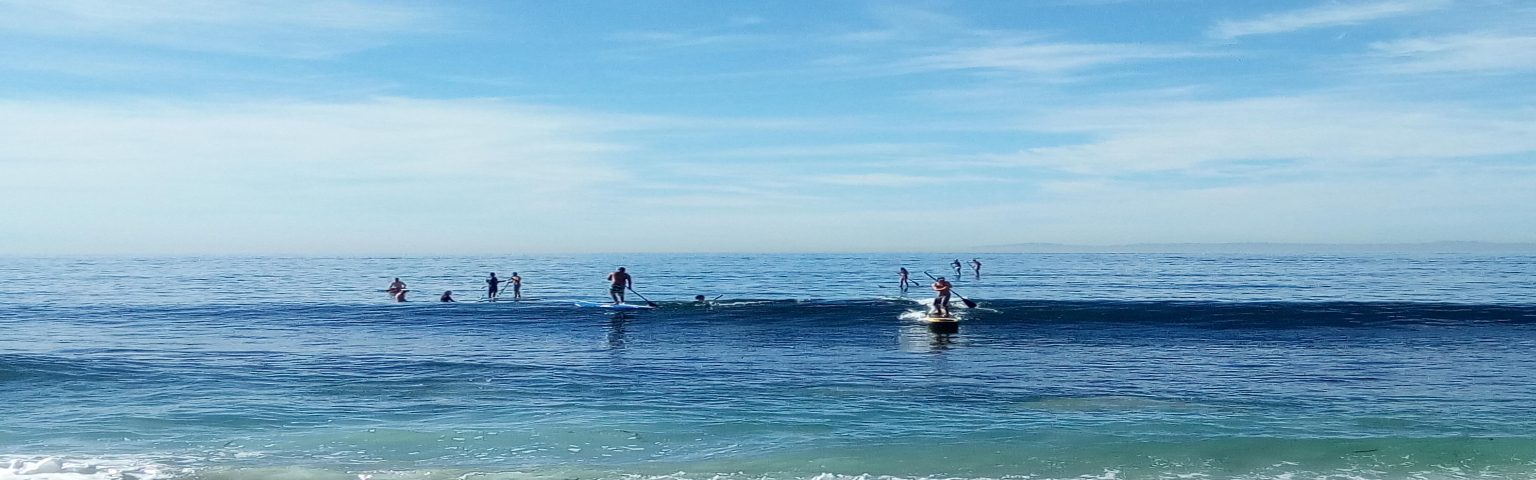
923;271;977;308
627;287;660;307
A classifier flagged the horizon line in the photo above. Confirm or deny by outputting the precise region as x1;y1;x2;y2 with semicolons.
4;241;1536;256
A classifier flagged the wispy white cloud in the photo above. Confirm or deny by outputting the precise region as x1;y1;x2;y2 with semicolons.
997;96;1536;175
608;31;767;49
0;0;437;58
727;16;766;27
955;171;1536;245
812;172;1009;187
0;98;654;253
814;173;942;187
908;40;1205;73
1208;0;1449;40
836;4;967;43
711;143;948;158
833;5;1205;75
1370;33;1536;73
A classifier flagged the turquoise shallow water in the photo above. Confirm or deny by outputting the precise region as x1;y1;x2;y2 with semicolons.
2;254;1535;480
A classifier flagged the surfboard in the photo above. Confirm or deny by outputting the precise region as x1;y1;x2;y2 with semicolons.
575;301;652;310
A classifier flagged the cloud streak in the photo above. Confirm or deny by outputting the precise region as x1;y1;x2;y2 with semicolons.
0;0;436;57
0;98;652;253
998;96;1536;175
1209;0;1449;40
908;41;1205;73
1370;33;1536;73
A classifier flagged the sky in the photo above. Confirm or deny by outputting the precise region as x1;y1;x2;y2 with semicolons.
2;0;1534;254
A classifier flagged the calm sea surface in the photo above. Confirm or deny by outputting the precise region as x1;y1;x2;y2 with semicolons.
3;253;1535;480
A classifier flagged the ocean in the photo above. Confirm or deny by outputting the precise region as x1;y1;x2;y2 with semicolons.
3;253;1535;480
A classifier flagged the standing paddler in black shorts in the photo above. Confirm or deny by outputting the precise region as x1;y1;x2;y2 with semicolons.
932;276;954;317
607;267;632;304
486;273;500;301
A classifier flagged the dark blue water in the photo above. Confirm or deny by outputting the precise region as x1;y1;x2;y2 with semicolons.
2;254;1535;480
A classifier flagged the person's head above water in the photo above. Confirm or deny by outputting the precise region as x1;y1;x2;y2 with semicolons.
695;295;706;301
617;267;626;272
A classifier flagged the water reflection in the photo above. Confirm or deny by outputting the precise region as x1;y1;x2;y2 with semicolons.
606;315;629;349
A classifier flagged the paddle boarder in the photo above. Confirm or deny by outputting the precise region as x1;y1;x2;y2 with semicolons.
509;272;523;300
607;267;632;304
387;278;407;295
932;276;953;317
486;273;500;301
970;258;982;278
951;259;963;276
899;267;912;292
440;291;456;302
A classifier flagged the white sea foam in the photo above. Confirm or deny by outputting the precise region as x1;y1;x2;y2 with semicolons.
6;461;1528;480
1;457;175;480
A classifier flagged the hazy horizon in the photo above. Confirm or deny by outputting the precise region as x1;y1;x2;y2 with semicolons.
974;240;1536;254
3;241;1535;256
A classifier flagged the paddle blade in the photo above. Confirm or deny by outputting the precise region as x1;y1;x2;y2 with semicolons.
961;297;978;308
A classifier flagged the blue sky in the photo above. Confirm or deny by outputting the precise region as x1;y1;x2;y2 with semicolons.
2;0;1534;253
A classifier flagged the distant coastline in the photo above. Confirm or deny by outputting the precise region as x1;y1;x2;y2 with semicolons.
971;241;1536;253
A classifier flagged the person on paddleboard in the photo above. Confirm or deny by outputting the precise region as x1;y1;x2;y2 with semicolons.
932;276;953;317
951;259;963;276
970;258;982;278
440;291;456;302
486;273;500;301
509;272;522;300
388;278;407;295
899;267;912;292
607;267;632;304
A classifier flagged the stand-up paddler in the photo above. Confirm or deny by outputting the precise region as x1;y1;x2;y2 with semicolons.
607;267;632;304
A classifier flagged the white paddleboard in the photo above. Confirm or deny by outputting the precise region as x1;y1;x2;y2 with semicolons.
575;301;652;310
